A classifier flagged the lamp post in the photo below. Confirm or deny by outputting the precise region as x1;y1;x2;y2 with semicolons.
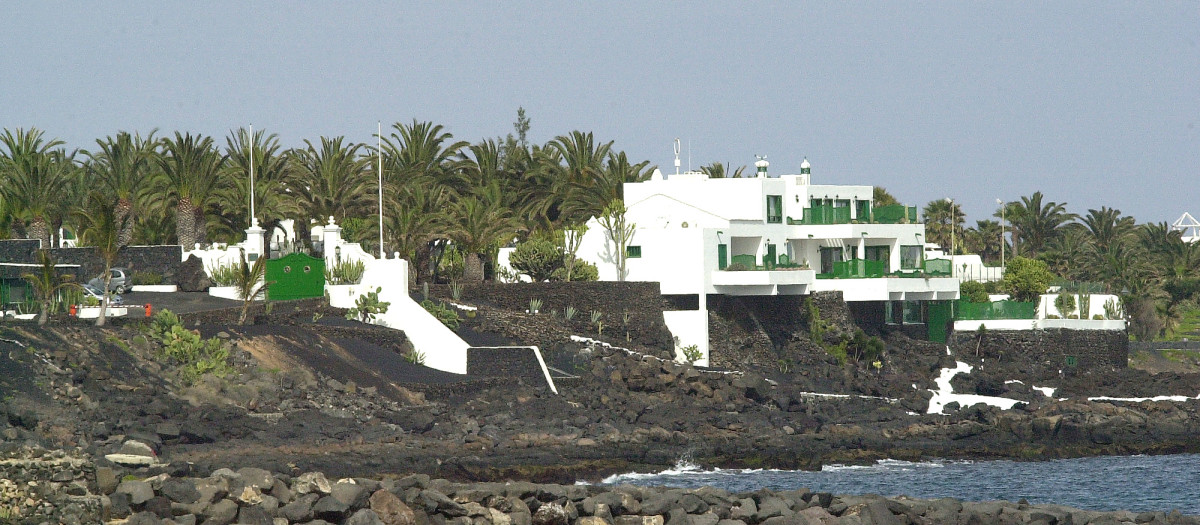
997;198;1005;269
944;197;955;257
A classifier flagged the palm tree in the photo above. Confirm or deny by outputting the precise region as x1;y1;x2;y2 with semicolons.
285;136;372;247
381;120;467;190
22;250;79;326
215;128;291;247
231;254;268;325
85;131;160;247
156;132;225;249
1081;206;1136;253
562;151;653;223
1042;224;1090;281
1001;192;1077;258
922;199;964;254
550;131;612;187
699;162;747;179
73;191;130;326
384;184;451;285
443;191;521;282
0;128;75;248
963;220;1005;263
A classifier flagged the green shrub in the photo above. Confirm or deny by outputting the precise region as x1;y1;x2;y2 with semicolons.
959;281;989;303
131;271;164;286
148;309;233;384
680;344;702;363
511;237;563;282
551;258;599;281
405;349;426;365
1054;294;1077;318
207;262;241;286
1000;257;1055;302
345;287;390;323
438;247;464;281
325;259;366;285
724;263;749;271
421;299;460;329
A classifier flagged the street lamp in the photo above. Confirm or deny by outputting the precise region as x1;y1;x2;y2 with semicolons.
944;198;955;257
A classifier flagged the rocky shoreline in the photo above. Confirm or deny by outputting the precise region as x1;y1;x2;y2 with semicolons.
2;444;1196;525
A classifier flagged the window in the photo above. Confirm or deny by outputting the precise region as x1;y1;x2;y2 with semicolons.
856;200;871;221
766;195;783;223
900;245;922;269
626;245;642;258
865;245;890;263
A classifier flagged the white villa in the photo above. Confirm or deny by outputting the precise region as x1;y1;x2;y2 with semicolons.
575;159;961;364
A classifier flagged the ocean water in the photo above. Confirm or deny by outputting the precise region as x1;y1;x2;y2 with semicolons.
604;454;1200;515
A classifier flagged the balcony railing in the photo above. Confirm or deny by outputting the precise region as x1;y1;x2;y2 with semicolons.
786;204;918;226
816;258;954;279
727;253;810;271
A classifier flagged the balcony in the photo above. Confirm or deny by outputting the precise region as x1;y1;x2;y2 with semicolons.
711;267;816;296
786;204;918;226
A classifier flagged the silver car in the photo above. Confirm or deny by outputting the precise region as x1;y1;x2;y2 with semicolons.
82;284;123;305
88;268;129;294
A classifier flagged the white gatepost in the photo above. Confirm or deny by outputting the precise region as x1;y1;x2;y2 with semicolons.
244;219;265;261
322;217;342;267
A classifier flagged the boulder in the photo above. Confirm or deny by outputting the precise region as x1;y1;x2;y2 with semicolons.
312;494;351;522
280;493;320;523
369;489;416;525
331;480;369;508
532;502;568;525
199;499;238;525
117;480;155;506
294;472;333;495
161;478;201;504
345;509;385;525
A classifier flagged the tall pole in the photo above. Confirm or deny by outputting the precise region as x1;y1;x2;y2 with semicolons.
997;198;1005;269
377;121;384;259
249;124;256;227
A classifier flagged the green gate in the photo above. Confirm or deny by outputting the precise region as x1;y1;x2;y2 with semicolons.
927;300;954;343
265;253;325;301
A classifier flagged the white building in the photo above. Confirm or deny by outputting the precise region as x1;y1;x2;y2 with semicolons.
576;159;960;364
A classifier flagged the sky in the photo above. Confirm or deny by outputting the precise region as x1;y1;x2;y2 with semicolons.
2;2;1197;227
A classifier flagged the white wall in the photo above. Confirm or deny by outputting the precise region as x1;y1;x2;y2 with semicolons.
663;310;709;366
1040;293;1121;320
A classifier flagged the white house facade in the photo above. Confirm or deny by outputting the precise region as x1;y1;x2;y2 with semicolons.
576;159;960;365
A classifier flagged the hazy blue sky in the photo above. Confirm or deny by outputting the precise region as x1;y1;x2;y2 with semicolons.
3;2;1197;226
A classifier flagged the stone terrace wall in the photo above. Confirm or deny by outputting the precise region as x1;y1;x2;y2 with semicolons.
0;240;195;288
950;328;1128;371
431;282;675;354
467;347;553;390
0;447;102;523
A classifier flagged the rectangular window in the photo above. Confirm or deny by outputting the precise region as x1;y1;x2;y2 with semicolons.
626;245;642;258
856;200;871;221
766;195;783;223
900;245;922;269
903;301;924;324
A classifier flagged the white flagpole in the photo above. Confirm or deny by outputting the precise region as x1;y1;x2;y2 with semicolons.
249;124;256;227
377;121;384;259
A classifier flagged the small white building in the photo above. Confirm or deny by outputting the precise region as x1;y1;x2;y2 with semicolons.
576;159;960;364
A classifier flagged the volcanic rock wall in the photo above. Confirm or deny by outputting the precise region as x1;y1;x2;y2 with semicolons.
950;328;1128;371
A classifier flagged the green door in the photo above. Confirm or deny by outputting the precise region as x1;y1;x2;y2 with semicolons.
765;244;777;269
265;253;326;301
718;244;728;270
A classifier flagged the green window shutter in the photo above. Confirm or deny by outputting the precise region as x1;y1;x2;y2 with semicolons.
626;246;642;258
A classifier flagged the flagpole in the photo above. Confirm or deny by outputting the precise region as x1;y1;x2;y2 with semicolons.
249;124;256;227
377;121;384;259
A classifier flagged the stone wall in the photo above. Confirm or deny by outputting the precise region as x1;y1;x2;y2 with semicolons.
0;240;195;288
467;347;554;390
707;291;861;369
430;282;674;354
0;447;102;523
950;328;1128;371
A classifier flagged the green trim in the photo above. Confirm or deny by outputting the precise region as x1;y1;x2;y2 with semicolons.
626;245;642;258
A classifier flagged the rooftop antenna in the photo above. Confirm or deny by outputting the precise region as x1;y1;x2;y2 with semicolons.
377;121;384;259
673;138;681;176
687;139;691;172
249;124;256;227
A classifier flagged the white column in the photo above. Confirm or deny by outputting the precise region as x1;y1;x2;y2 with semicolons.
857;237;865;260
322;216;342;267
243;222;265;261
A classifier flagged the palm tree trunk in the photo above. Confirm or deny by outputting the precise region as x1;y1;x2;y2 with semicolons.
463;253;485;283
116;199;134;248
27;217;50;250
176;198;198;249
194;207;208;245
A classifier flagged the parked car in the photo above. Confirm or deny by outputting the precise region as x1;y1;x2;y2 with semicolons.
82;284;123;305
88;268;129;294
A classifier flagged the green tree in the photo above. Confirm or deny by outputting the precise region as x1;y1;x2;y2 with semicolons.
22;250;79;326
563;151;653;223
230;254;268;325
1001;192;1077;258
699;162;747;179
963;219;1004;263
922;199;964;254
285;136;372;247
1000;256;1055;302
872;187;899;208
85;131;160;247
0;128;75;248
156;132;225;248
216;128;291;247
73;191;131;326
1081;206;1136;253
443;190;521;282
509;236;563;282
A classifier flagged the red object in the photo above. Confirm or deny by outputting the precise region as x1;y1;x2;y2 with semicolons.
145;304;152;317
69;304;76;317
